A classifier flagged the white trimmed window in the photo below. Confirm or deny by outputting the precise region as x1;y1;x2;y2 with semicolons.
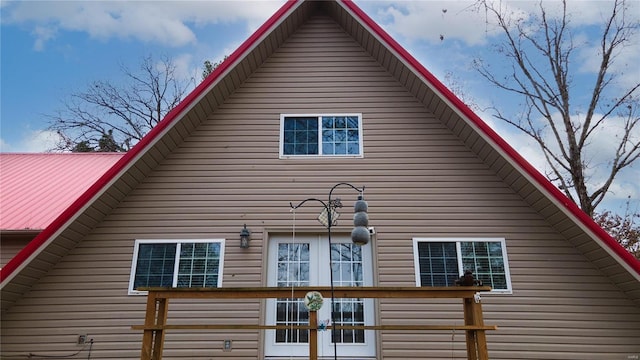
412;238;512;293
280;114;363;157
128;239;225;295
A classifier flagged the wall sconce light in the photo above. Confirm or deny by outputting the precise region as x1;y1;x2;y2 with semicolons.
240;224;251;249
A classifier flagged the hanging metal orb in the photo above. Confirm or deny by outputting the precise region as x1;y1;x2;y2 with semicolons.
351;226;370;245
353;212;369;227
354;197;368;213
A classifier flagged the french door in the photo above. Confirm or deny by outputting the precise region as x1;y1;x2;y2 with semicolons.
265;234;376;358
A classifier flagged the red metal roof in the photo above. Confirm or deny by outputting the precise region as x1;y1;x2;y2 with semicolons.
1;0;638;284
0;153;123;231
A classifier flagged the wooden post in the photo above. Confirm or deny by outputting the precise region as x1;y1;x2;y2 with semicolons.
472;297;489;360
309;310;318;360
152;296;169;360
140;291;169;360
140;293;156;360
463;294;489;360
463;297;478;360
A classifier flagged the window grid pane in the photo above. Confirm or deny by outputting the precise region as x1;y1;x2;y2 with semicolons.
461;241;507;290
417;242;459;287
331;243;365;344
133;243;176;289
276;243;310;343
322;116;360;155
283;117;318;155
177;242;221;288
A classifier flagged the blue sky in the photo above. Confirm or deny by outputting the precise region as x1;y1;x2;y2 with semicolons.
1;0;638;214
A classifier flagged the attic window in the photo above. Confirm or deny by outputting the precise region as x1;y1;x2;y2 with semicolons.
128;239;225;295
412;238;512;293
280;114;363;157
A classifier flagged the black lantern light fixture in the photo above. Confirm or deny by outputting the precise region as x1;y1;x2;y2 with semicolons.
289;182;369;360
240;224;251;249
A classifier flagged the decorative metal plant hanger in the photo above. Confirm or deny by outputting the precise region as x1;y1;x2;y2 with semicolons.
288;182;369;360
289;206;297;360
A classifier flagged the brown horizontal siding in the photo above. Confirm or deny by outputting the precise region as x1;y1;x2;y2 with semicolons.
2;14;639;360
1;236;31;267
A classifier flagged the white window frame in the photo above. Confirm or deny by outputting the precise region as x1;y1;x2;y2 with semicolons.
279;113;364;158
265;234;376;358
128;239;225;295
412;237;512;294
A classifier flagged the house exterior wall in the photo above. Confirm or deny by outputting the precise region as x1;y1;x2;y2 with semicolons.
0;234;34;267
2;16;639;360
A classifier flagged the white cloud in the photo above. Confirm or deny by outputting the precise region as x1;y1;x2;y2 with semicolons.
32;25;57;51
481;113;551;178
0;130;62;153
364;0;639;48
605;170;640;200
0;138;9;152
576;37;640;92
166;52;196;84
2;0;285;49
369;1;500;46
571;1;640;92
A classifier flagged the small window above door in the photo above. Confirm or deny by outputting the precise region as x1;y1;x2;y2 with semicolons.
279;114;363;158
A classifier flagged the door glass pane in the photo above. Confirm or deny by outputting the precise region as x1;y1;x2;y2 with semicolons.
276;243;310;343
331;243;365;344
275;298;309;343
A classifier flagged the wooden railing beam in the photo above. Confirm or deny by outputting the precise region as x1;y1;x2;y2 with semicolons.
135;286;495;360
137;286;491;299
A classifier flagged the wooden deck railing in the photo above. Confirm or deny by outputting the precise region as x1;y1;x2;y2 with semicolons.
132;286;496;360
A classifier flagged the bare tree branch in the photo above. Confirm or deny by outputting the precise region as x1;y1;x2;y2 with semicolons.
47;55;195;152
474;0;640;216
